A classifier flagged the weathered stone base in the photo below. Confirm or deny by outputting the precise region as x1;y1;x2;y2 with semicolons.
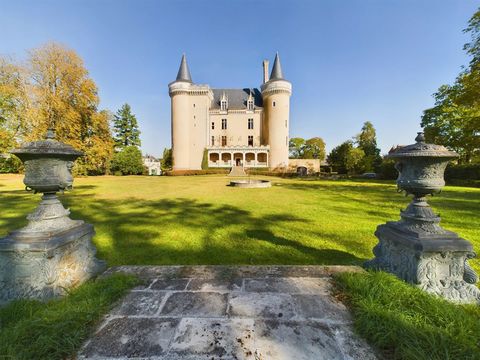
365;223;480;304
0;223;106;304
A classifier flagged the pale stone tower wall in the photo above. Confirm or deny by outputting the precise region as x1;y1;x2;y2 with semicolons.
261;54;292;169
169;81;192;170
188;91;211;169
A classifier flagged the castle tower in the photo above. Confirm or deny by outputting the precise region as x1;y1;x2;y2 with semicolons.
261;53;292;169
169;54;212;170
169;55;193;170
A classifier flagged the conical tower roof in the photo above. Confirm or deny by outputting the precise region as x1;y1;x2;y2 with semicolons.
175;54;192;82
269;52;284;81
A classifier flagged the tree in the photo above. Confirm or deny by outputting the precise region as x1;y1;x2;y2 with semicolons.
0;58;29;155
0;43;115;175
161;148;172;170
355;121;382;172
110;146;145;175
327;141;354;174
303;137;326;161
421;8;480;163
345;147;365;175
289;137;305;159
113;103;141;149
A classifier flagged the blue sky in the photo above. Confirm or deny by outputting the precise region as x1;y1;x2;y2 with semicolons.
1;0;478;157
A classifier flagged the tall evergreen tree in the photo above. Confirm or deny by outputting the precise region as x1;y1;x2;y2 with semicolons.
113;103;141;149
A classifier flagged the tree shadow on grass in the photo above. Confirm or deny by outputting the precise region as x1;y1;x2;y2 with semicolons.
245;229;365;265
58;194;363;266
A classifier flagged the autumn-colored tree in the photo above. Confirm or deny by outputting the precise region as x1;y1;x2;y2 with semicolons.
0;58;29;153
0;42;114;174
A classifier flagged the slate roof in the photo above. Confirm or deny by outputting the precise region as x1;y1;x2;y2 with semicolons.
176;54;192;82
269;53;284;80
211;88;263;109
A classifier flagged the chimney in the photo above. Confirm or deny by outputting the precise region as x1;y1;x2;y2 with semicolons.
263;59;269;84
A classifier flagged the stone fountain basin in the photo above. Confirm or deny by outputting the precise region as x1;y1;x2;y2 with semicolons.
229;179;271;188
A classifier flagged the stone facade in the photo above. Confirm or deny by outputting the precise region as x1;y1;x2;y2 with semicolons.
169;54;292;170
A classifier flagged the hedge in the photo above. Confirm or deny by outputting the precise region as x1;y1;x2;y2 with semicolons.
445;163;480;180
163;169;229;176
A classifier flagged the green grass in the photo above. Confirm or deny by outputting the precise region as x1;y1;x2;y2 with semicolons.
1;174;479;273
0;274;139;360
334;271;480;360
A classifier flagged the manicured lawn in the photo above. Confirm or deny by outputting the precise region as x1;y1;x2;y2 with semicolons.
334;271;480;360
0;274;139;360
1;174;479;273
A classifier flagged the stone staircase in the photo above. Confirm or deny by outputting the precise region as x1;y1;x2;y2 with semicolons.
228;166;247;177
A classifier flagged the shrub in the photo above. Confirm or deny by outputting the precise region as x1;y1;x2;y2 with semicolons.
377;158;398;180
110;146;145;175
445;163;480;180
163;169;229;176
0;155;22;173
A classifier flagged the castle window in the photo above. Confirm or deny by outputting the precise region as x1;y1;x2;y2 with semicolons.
248;136;253;146
285;120;287;128
211;136;215;146
247;99;254;111
211;122;215;130
248;118;254;129
222;118;227;130
193;104;195;108
286;136;288;146
222;136;227;146
273;101;276;107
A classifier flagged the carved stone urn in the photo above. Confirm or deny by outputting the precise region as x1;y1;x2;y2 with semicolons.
0;129;106;304
365;132;480;304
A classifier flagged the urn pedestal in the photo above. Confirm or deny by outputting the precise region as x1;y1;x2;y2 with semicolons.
365;133;480;304
0;129;106;304
0;223;105;304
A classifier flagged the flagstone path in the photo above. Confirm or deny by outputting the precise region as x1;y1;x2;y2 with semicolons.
79;265;378;360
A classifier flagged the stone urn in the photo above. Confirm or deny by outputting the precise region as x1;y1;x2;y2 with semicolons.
9;128;84;239
0;129;106;303
365;132;479;304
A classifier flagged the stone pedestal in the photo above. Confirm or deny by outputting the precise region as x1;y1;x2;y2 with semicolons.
0;223;106;304
365;218;480;304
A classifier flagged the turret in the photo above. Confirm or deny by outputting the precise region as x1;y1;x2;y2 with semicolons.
261;53;292;169
169;54;193;170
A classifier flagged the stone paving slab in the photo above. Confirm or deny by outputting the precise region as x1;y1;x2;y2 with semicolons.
80;265;377;360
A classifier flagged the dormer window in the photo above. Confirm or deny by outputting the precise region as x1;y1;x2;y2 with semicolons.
247;90;254;111
220;92;228;111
